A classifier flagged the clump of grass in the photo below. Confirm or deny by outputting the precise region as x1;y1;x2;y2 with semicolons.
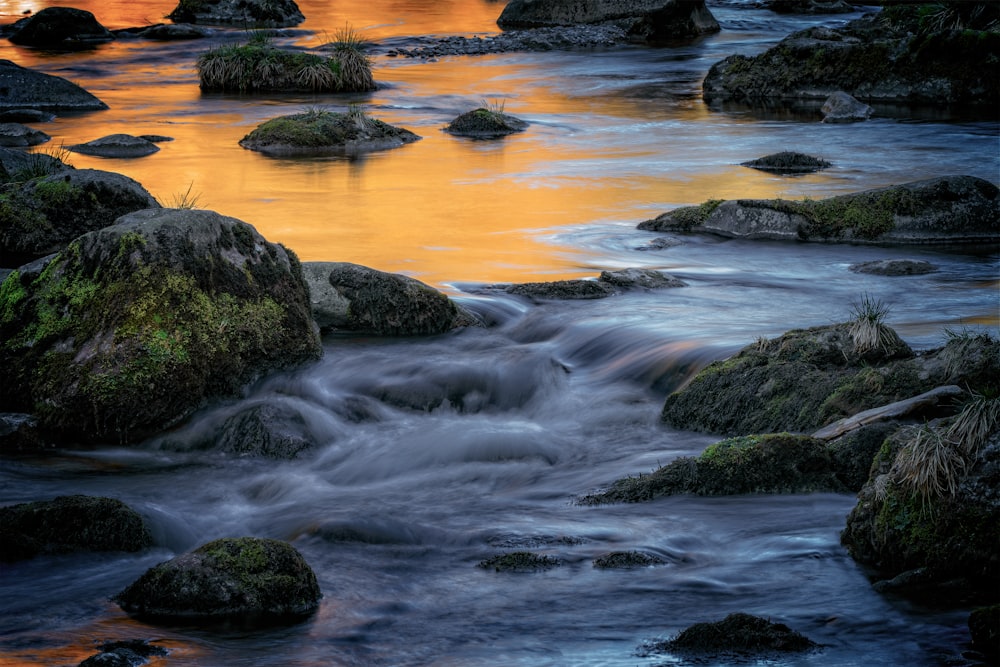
848;293;898;355
891;423;966;506
162;182;202;209
947;391;999;458
328;24;375;92
347;104;376;134
10;143;73;181
482;97;506;116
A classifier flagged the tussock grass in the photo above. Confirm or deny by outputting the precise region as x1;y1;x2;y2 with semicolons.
948;391;999;458
328;24;374;92
162;182;202;209
348;104;376;134
848;293;898;354
892;424;965;506
12;143;73;181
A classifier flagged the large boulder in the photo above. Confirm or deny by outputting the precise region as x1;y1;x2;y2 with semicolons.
302;261;469;336
496;0;720;44
703;6;1000;106
638;176;1000;244
167;0;305;28
0;208;321;444
644;613;816;658
0;169;160;266
7;7;114;49
0;122;49;147
0;60;107;112
113;537;321;621
0;495;152;562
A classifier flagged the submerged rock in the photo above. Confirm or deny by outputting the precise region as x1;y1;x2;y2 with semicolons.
486;268;686;301
114;537;321;621
821;91;873;123
132;23;212;40
216;403;318;459
302;261;470;336
848;259;937;276
592;551;666;568
68;134;160;158
477;551;562;572
385;24;629;58
0;208;321;444
497;0;720;44
239;109;418;157
0;168;159;266
167;0;305;28
0;59;108;112
767;0;854;13
740;151;831;174
78;640;167;667
646;612;817;656
444;107;528;138
0;109;56;123
0;495;152;562
0;122;49;147
638;176;1000;245
8;7;114;49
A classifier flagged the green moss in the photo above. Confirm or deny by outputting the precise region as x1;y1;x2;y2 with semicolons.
779;187;919;240
662;198;725;230
0;270;26;324
198;43;347;92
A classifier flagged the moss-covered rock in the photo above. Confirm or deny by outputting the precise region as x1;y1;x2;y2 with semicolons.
645;612;816;657
702;5;1000;106
0;169;159;266
168;0;305;28
444;108;528;138
0;208;321;444
638;176;999;244
477;551;562;572
239;108;418;157
484;268;686;301
0;495;152;562
113;537;321;622
740;151;831;174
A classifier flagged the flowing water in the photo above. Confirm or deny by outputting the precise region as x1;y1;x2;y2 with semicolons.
0;1;998;665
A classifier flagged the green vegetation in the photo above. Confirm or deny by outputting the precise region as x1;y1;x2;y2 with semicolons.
847;293;899;355
658;198;724;230
327;24;374;92
162;182;202;209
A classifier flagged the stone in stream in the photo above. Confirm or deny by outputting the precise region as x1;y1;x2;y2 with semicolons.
68;134;160;158
0;59;108;112
167;0;305;28
0;122;49;147
7;7;114;49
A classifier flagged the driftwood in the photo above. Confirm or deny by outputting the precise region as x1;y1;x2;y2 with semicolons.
812;385;964;441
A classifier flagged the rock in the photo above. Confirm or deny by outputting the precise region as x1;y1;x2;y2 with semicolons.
703;8;1000;107
0;59;108;112
637;176;1000;245
302;261;468;336
767;0;854;13
821;91;873;123
0;495;152;562
477;551;562;572
969;604;1000;659
8;7;114;49
812;385;965;440
68;134;160;158
239;109;418;157
635;236;684;251
0;109;55;123
0;412;45;454
497;0;720;44
0;145;71;184
0;169;160;266
137;135;174;143
0;122;49;147
0;208;321;444
582;434;850;504
216;403;318;459
487;268;685;301
592;551;666;568
382;24;629;58
78;640;167;667
848;259;937;276
136;23;211;40
740;151;831;174
444;108;528;138
646;612;816;656
167;0;305;28
113;537;321;621
598;268;686;289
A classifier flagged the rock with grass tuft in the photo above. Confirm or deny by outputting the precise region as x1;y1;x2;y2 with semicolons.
445;106;528;138
239;109;418;157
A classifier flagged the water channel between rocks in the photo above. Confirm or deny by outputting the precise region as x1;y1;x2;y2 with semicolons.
0;0;998;665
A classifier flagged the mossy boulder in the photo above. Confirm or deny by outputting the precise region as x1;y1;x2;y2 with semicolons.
167;0;305;28
0;208;321;444
239;109;418;157
0;59;107;112
638;176;1000;244
8;7;114;49
302;261;471;336
740;151;830;174
444;108;528;138
216;403;318;459
113;537;321;622
645;612;816;657
0;169;160;266
702;6;1000;106
0;495;152;562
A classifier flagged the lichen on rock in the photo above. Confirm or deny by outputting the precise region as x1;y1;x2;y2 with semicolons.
239;108;419;156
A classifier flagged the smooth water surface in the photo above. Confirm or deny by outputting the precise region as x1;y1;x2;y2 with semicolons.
0;1;998;665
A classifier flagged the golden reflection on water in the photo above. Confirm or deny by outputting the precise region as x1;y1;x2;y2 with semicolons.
2;0;813;286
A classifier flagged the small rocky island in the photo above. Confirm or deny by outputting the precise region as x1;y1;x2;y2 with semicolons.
239;107;420;156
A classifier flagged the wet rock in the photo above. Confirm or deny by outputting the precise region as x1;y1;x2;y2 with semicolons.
167;0;305;28
0;168;159;265
497;0;720;44
0;145;71;184
444;108;528;138
848;259;937;276
0;109;56;123
0;208;321;444
593;551;666;568
0;412;45;454
135;23;212;40
477;551;562;572
302;261;470;336
821;90;873;123
68;134;160;158
740;151;831;174
598;268;686;289
0;122;49;147
137;135;174;143
8;7;114;49
635;236;684;251
114;537;321;621
384;24;629;58
78;639;167;667
239;109;418;157
637;176;1000;245
0;495;152;562
969;604;1000;659
216;403;318;459
766;0;854;13
703;8;1000;107
487;268;686;301
0;59;108;112
645;612;816;656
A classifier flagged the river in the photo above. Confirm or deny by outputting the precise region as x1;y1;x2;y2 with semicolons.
0;0;998;665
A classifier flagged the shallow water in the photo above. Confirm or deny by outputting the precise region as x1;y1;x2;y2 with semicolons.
0;1;998;665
